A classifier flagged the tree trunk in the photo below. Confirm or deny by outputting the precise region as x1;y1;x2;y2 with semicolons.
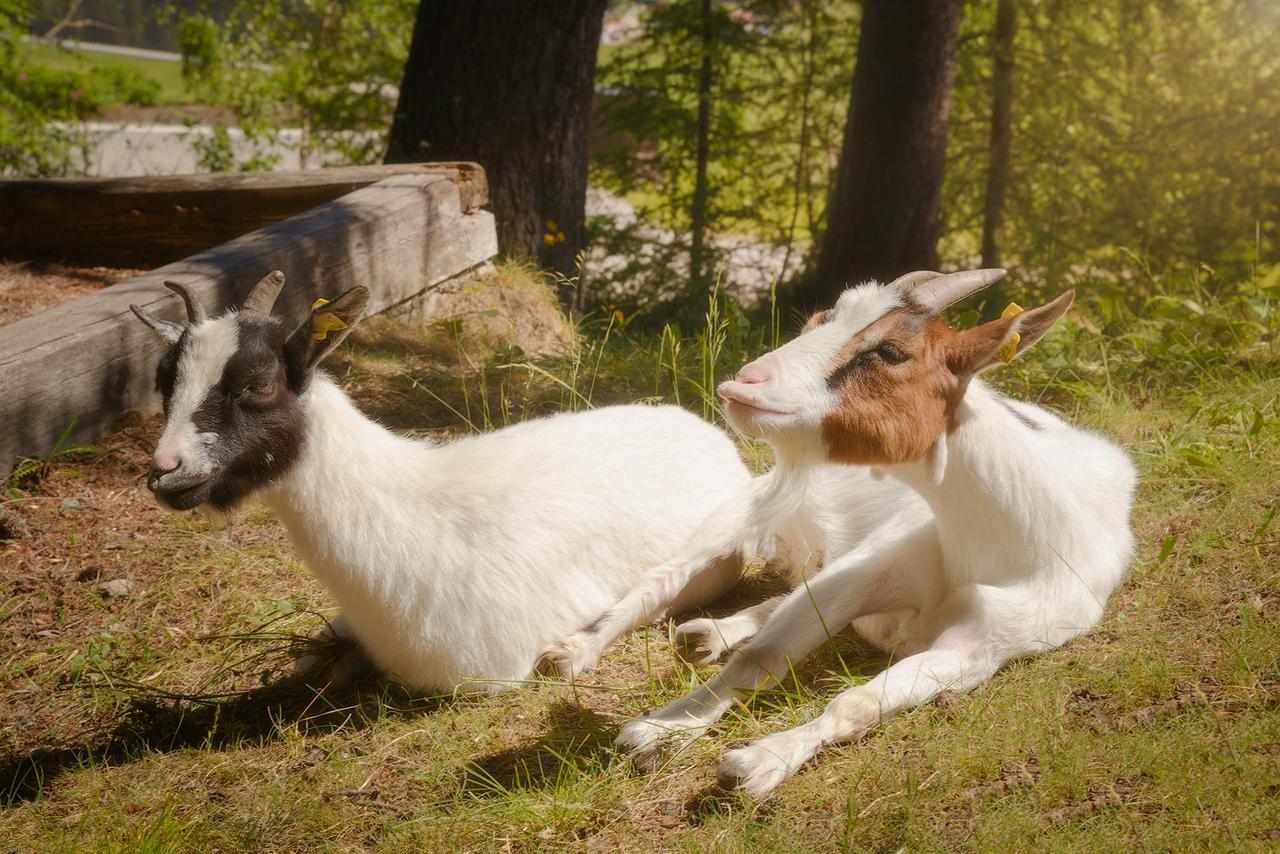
797;0;965;310
779;0;818;286
688;0;715;293
980;0;1017;275
385;1;606;308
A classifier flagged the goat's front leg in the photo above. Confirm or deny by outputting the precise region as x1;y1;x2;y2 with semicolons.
718;598;1003;797
673;594;785;665
537;552;737;679
616;544;900;760
538;489;754;680
292;613;376;690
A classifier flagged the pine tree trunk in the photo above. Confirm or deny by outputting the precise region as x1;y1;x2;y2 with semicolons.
981;0;1017;274
688;0;715;293
385;1;607;308
798;0;965;310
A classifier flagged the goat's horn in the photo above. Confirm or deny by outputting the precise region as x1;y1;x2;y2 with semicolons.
163;280;206;324
240;270;285;317
911;268;1007;314
886;270;943;292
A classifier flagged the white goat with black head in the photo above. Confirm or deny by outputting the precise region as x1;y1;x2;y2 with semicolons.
131;272;750;693
543;268;1136;797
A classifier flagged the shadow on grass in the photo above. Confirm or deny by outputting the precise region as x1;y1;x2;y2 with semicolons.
1;572;892;808
459;701;616;796
450;574;891;801
0;653;447;807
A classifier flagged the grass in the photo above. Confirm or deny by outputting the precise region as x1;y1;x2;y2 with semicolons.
1;263;1278;850
26;43;191;106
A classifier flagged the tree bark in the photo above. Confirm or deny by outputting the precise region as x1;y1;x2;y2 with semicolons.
385;1;606;308
981;0;1017;274
688;0;715;293
797;0;965;310
779;0;818;286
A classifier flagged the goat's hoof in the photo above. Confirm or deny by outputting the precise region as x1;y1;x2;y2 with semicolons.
536;636;598;681
292;643;374;691
615;716;666;758
716;743;793;798
672;618;728;665
616;714;707;772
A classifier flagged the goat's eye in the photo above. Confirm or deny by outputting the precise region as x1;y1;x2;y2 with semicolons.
244;380;273;398
875;343;909;365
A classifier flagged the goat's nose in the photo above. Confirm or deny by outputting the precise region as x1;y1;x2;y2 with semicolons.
735;362;772;384
148;457;180;491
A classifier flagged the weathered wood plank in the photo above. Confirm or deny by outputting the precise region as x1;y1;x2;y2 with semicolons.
0;172;498;477
0;162;488;267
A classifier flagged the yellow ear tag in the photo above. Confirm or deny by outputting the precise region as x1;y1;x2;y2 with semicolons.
995;302;1024;364
310;298;347;342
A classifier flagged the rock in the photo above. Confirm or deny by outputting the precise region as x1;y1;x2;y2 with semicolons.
0;504;27;541
59;497;81;510
97;578;138;598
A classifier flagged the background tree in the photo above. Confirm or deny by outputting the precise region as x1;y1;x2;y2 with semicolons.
687;0;715;293
590;1;857;318
980;0;1016;286
385;0;607;308
796;0;964;309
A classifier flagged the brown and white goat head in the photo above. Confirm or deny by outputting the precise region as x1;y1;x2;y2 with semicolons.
129;271;368;511
718;269;1074;465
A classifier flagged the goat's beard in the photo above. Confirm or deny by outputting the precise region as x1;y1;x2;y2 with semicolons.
743;462;813;560
195;502;232;532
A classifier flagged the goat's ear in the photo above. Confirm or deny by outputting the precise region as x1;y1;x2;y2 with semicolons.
946;289;1074;377
130;304;184;345
284;287;370;382
801;308;831;333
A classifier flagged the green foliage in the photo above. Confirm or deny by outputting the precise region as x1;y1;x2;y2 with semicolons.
592;0;858;307
0;2;160;176
24;42;192;105
592;0;1278;315
173;0;415;168
943;0;1280;295
14;61;159;113
8;419;103;495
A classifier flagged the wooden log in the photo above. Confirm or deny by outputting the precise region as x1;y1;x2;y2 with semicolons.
0;172;498;478
0;162;489;267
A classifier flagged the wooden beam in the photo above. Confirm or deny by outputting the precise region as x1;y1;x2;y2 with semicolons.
0;172;498;478
0;162;489;267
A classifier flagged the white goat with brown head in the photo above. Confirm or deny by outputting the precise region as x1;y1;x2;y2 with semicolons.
131;272;750;693
545;268;1136;797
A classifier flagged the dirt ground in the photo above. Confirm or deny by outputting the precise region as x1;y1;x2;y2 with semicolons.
0;260;147;327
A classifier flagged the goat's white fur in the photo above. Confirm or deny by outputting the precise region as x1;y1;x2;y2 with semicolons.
152;318;239;475
257;373;750;692
552;281;1136;797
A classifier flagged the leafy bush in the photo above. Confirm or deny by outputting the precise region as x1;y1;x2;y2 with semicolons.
10;63;159;116
0;0;160;176
174;0;415;168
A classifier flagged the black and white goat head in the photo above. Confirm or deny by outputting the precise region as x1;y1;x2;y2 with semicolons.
130;272;368;511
